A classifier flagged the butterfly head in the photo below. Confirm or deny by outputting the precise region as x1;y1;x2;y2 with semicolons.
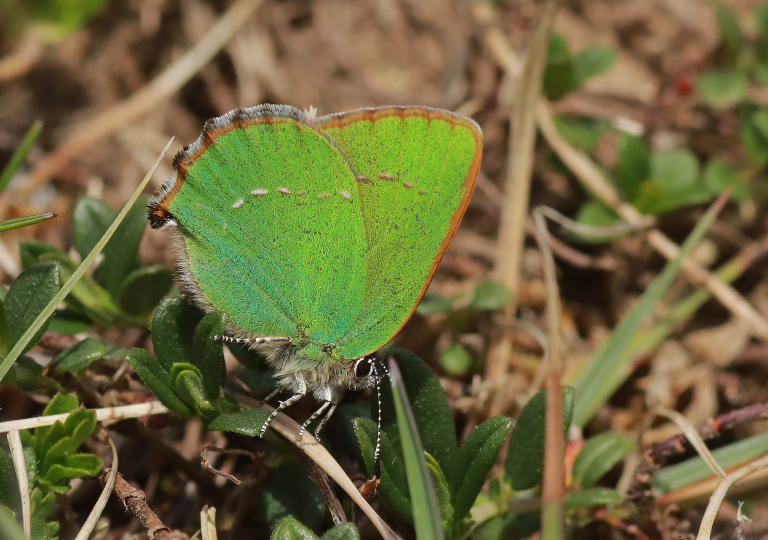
350;355;379;390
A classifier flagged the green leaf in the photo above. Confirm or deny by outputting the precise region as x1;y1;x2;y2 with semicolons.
740;104;768;166
151;297;203;371
696;69;748;109
716;3;744;57
174;369;209;414
72;198;117;261
565;488;623;509
439;344;473;376
506;387;574;491
651;148;699;189
0;120;42;196
0;506;26;540
0;213;57;234
0;447;21;513
572;433;634;488
74;196;149;294
49;338;107;373
453;416;513;523
467;280;513;311
115;265;173;318
47;310;92;335
425;453;454;531
617;133;650;201
30;488;58;540
543;35;577;101
64;453;102;475
260;462;326;529
192;311;227;397
375;349;459;491
270;516;319;540
208;408;270;436
388;358;445;540
702;158;750;200
43;393;79;416
573;201;621;244
19;242;120;326
553;115;607;151
571;45;615;85
126;348;192;417
354;417;412;521
416;294;455;315
5;261;60;352
320;523;360;540
0;298;10;357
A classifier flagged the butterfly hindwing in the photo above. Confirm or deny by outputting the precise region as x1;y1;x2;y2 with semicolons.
316;107;483;358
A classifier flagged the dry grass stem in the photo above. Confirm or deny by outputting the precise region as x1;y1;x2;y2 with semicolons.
200;506;217;540
0;401;170;433
696;453;768;540
74;436;118;540
235;395;402;540
25;0;266;195
8;430;30;538
655;408;725;479
534;208;566;538
486;0;561;416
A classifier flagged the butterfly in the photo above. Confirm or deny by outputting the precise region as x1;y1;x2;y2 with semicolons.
148;104;482;481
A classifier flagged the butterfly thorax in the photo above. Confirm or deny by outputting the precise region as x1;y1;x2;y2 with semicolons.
258;340;372;400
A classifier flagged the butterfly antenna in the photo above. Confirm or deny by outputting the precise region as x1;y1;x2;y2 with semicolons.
373;359;391;480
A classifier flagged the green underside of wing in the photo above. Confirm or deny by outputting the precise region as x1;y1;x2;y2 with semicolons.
170;120;367;353
320;115;477;357
169;110;479;361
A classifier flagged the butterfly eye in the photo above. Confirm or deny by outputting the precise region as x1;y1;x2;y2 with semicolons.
353;357;374;379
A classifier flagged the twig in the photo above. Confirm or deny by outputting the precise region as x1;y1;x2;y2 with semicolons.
25;0;266;194
106;469;188;540
7;430;30;538
0;401;170;433
628;402;768;536
75;435;118;540
654;408;725;479
485;0;561;417
534;207;566;539
235;395;402;540
696;454;768;540
200;446;258;485
295;450;347;525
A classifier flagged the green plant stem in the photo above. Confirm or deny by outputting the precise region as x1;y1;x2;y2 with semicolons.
388;358;445;540
0;139;172;382
571;191;731;427
0;120;42;195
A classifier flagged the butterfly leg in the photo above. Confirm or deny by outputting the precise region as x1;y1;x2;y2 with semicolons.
215;335;292;345
314;400;337;442
259;375;306;437
298;386;336;441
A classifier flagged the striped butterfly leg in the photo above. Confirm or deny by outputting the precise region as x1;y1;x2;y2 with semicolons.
259;375;307;437
297;386;338;442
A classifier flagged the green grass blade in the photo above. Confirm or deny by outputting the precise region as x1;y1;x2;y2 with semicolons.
0;139;172;382
653;431;768;495
0;213;56;233
0;508;26;540
387;358;445;540
571;192;730;427
0;121;43;196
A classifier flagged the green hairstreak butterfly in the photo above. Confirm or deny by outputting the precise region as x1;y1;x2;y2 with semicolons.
148;104;482;465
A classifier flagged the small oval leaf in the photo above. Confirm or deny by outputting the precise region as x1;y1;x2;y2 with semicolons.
208;408;270;436
126;348;191;417
115;265;173;318
192;311;227;397
270;516;318;540
506;387;574;491
50;338;106;373
5;261;60;352
151;298;203;372
566;487;623;509
572;433;634;488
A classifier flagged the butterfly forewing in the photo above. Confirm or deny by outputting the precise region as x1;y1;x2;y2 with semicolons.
316;107;483;358
161;106;368;346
